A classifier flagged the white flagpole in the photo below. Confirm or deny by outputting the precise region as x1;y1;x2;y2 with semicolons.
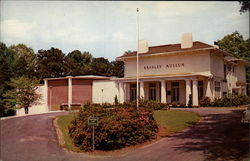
136;8;139;110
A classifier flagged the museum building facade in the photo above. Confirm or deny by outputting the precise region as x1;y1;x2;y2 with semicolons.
113;33;247;106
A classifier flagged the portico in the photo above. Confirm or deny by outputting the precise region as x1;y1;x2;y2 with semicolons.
115;74;209;106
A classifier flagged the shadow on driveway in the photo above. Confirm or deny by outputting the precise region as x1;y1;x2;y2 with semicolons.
172;109;249;161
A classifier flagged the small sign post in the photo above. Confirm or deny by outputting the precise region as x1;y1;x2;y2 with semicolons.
88;117;99;152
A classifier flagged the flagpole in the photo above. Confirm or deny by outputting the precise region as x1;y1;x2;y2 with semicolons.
136;8;139;110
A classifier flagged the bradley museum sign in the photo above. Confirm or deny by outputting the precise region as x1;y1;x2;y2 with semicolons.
144;63;185;70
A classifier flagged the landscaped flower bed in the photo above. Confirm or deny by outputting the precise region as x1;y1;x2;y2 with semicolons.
68;104;158;151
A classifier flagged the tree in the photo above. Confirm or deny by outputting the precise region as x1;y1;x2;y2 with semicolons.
216;31;250;95
36;47;67;79
110;60;124;78
0;42;15;116
3;77;41;114
216;31;249;61
239;1;250;13
123;50;136;55
65;50;93;76
90;57;112;76
9;44;36;78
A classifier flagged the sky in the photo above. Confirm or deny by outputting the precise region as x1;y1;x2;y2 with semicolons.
0;1;249;61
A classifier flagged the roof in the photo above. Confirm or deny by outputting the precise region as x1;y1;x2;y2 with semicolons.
44;75;113;81
224;56;250;65
116;41;216;60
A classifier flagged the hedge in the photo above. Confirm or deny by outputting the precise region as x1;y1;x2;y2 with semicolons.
68;104;158;151
199;94;249;107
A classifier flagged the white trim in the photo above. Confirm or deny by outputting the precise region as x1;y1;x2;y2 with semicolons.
117;47;216;61
44;75;112;81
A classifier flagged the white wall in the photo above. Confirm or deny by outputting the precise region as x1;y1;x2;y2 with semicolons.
124;51;211;77
235;62;246;83
16;85;48;116
210;53;224;78
92;80;119;104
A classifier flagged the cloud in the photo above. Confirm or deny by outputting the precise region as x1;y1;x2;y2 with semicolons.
112;32;129;41
0;1;248;61
0;19;35;39
153;1;214;18
39;27;102;45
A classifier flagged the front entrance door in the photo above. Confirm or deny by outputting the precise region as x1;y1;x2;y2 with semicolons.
149;83;157;101
198;80;204;99
130;84;137;101
171;82;179;103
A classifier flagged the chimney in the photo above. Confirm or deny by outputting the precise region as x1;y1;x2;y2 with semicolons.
181;33;193;48
214;41;219;48
138;40;149;53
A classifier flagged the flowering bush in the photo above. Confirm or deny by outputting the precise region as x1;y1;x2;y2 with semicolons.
68;104;158;151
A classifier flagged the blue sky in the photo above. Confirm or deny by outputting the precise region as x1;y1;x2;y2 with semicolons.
0;1;249;61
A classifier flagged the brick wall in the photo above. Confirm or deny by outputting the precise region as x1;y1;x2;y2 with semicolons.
48;79;68;110
72;79;93;104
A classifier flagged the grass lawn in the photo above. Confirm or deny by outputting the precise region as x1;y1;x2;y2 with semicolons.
56;112;82;152
153;110;201;134
56;110;200;152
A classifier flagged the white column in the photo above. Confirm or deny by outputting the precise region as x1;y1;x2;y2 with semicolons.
126;83;130;102
185;79;191;106
68;78;72;110
139;81;145;100
161;80;166;103
119;82;125;103
115;82;119;101
167;81;171;103
44;79;49;111
205;79;213;99
192;79;199;106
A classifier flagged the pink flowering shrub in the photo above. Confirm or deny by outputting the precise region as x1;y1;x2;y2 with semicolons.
68;104;158;151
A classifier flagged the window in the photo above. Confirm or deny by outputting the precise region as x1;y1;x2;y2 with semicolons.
149;83;156;100
130;84;137;101
224;64;227;80
171;82;179;102
198;81;204;99
215;81;221;98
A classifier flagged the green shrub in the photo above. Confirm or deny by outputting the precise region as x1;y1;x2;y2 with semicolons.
68;105;158;151
188;94;192;107
122;100;137;108
210;94;249;107
114;95;119;106
101;102;112;108
171;102;178;107
139;100;167;110
199;96;211;107
179;103;186;107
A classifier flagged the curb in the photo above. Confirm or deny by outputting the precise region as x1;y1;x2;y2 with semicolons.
53;117;65;146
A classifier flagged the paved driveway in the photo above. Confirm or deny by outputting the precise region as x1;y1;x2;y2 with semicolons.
0;108;249;161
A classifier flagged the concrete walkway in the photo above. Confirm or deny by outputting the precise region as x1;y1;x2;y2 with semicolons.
0;108;248;161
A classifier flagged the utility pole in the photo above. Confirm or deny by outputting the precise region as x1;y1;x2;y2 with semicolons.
136;8;139;110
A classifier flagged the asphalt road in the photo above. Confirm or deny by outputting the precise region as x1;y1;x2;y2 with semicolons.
0;108;249;161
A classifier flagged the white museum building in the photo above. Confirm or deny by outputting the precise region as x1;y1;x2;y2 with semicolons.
113;33;248;106
16;33;248;115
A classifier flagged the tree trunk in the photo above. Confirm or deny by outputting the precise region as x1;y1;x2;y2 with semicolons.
24;107;29;114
